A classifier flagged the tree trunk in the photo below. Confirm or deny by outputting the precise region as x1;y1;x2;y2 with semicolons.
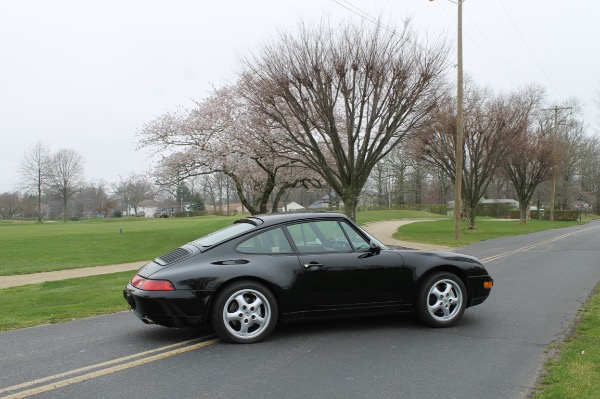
63;197;68;223
37;183;42;223
340;192;358;221
519;203;528;225
465;204;476;230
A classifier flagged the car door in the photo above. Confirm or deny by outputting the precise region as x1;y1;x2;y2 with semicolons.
286;219;409;309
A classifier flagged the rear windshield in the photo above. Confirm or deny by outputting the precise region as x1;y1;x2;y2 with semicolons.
190;222;256;248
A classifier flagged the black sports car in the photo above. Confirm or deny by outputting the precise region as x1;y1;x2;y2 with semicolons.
124;212;493;343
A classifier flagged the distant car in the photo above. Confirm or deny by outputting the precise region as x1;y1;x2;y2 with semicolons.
124;212;493;343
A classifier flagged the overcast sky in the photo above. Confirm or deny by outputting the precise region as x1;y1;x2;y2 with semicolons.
1;0;599;193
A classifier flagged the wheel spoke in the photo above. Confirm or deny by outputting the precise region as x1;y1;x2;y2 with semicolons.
442;305;450;317
239;321;250;335
252;315;265;326
448;291;459;303
234;293;251;308
428;302;443;313
441;284;453;297
248;297;263;310
225;311;242;322
431;287;443;298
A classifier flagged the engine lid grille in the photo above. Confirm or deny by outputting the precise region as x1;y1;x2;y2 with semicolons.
155;247;192;266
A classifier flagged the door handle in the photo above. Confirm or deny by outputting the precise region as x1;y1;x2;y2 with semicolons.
303;262;324;269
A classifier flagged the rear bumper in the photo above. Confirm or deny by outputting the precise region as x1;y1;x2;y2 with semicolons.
466;275;493;307
123;284;213;328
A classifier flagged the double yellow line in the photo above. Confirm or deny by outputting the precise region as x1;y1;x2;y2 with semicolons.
480;224;600;264
0;337;219;398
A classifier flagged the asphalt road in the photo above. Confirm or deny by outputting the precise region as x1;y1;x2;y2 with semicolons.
1;221;599;399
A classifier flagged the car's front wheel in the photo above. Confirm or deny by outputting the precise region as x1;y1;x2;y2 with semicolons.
211;281;278;343
416;272;466;328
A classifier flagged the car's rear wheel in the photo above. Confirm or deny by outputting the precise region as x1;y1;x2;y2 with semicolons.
416;272;466;328
211;281;278;344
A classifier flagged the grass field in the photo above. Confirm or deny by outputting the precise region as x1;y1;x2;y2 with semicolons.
533;282;600;398
394;218;586;247
0;272;131;331
0;216;235;275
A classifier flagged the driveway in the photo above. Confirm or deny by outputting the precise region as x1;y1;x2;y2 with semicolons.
362;219;451;251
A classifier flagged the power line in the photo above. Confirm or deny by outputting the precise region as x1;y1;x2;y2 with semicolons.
462;9;528;86
496;0;562;97
331;0;465;81
331;0;398;35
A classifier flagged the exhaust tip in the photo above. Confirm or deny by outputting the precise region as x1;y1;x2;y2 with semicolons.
141;316;155;325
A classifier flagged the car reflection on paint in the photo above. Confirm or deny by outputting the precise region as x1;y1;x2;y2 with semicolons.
124;212;493;343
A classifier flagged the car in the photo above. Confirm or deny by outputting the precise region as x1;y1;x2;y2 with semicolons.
123;212;493;343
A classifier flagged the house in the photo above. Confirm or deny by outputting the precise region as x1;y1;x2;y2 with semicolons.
448;198;519;208
479;198;519;208
130;199;161;218
278;202;305;212
308;194;343;209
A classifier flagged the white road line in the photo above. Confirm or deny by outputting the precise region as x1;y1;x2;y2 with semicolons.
480;224;600;264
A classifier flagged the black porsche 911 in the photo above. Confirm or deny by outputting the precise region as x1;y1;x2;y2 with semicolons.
124;212;493;343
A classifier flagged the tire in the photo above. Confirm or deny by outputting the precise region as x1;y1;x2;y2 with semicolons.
211;281;278;344
416;272;466;328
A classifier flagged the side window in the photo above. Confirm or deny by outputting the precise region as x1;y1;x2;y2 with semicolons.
287;220;352;253
236;228;293;254
340;221;371;251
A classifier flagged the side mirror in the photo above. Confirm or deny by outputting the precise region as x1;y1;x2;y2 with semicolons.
369;240;381;255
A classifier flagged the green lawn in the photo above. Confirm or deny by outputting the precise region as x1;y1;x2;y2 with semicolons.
394;218;586;247
0;272;131;331
0;216;235;275
533;283;600;398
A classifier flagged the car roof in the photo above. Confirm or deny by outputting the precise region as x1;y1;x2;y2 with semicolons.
235;211;351;228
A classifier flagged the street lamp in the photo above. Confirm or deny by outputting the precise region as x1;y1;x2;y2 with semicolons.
430;0;464;240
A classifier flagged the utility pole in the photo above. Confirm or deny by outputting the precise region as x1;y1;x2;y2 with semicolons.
542;106;572;222
454;0;464;240
428;0;464;239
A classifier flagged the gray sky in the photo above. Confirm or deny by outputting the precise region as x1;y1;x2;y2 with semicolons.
1;0;598;193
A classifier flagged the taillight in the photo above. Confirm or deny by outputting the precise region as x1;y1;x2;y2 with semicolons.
130;274;175;291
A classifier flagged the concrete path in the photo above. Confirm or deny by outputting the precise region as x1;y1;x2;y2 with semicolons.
362;219;452;251
0;261;146;289
0;219;448;289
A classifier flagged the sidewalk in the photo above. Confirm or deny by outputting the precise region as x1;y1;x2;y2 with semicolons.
0;261;146;289
1;219;450;289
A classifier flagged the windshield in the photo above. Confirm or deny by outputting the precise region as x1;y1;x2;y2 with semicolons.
190;222;256;248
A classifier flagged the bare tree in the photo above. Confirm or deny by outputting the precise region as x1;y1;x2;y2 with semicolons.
557;120;586;210
499;86;556;223
115;175;154;216
238;18;449;220
503;133;555;223
538;100;584;211
77;180;115;218
0;192;22;219
139;85;321;215
19;141;51;222
47;149;85;222
578;134;600;213
420;84;528;229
